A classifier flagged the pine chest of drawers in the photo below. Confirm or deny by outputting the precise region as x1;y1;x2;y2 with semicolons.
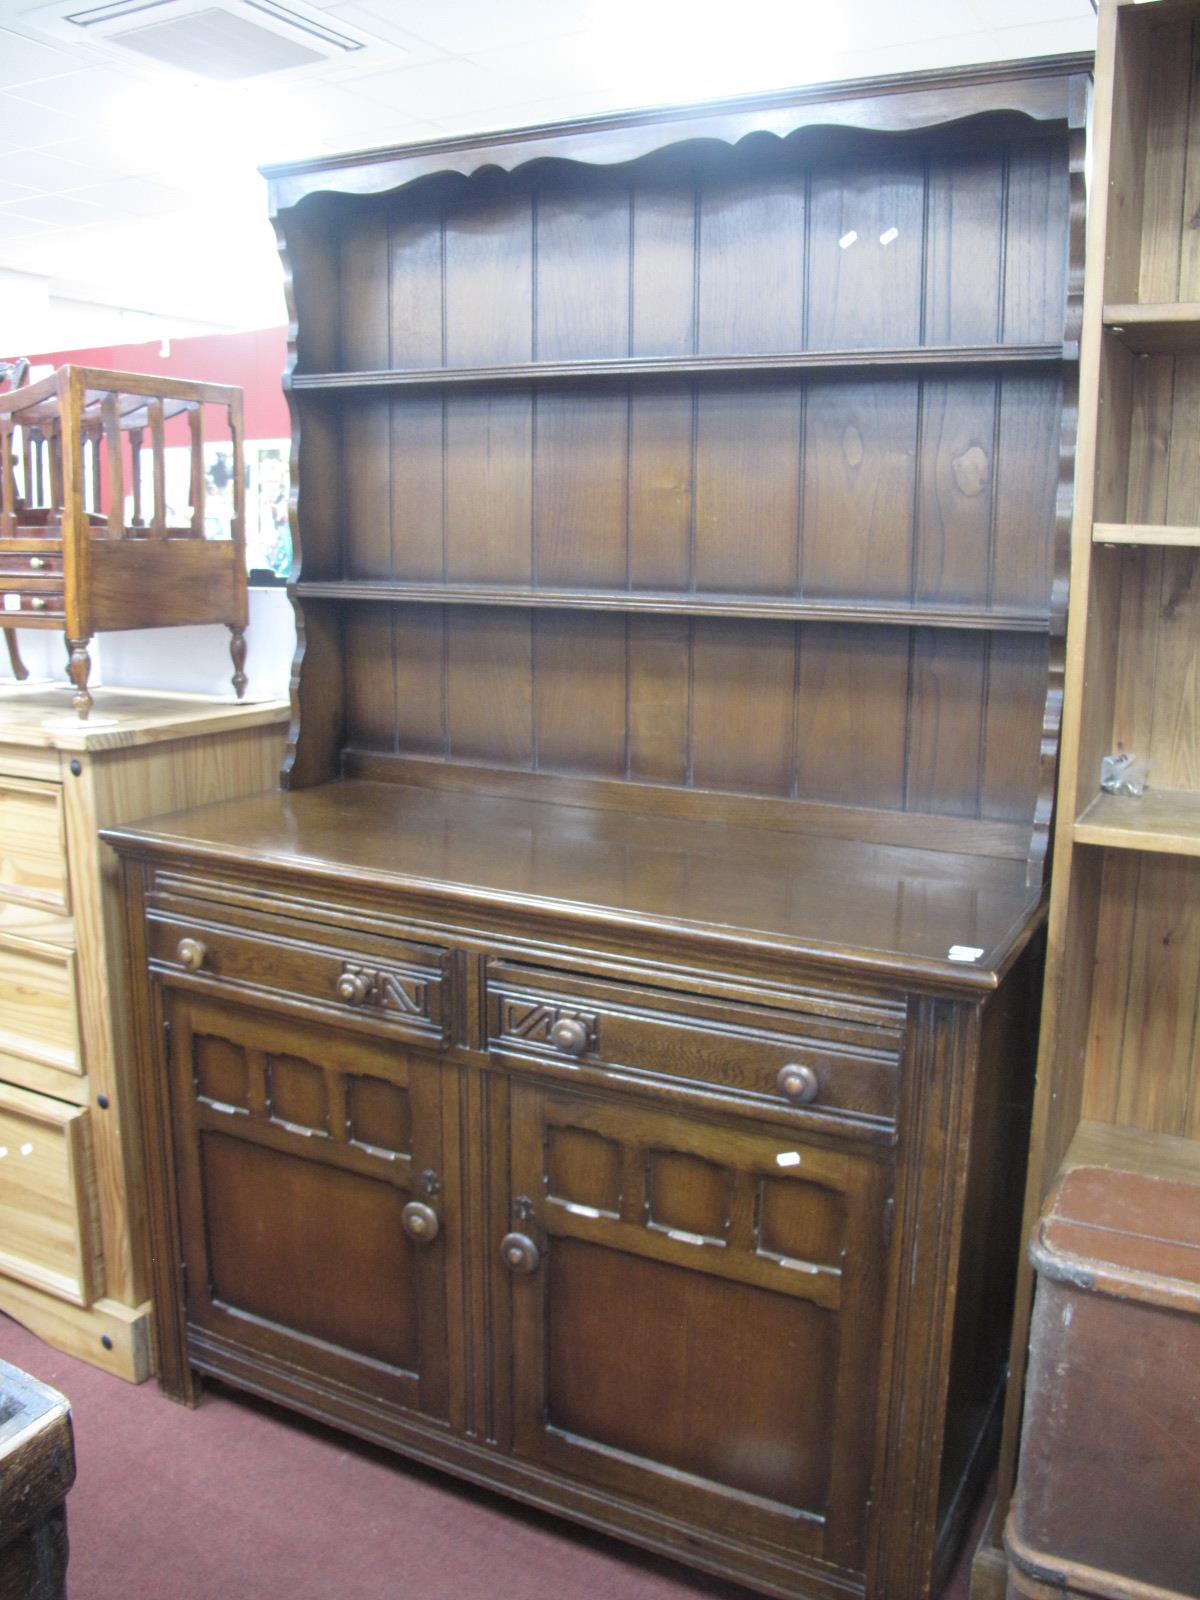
0;685;287;1379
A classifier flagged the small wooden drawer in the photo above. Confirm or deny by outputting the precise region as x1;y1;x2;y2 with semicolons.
147;910;449;1047
487;964;902;1137
0;549;62;581
0;589;64;620
0;777;68;914
0;934;80;1078
0;1082;101;1307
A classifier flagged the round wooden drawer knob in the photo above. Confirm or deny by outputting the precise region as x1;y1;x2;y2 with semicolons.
401;1201;439;1243
549;1017;589;1056
776;1063;820;1105
177;937;207;972
29;597;46;611
500;1232;541;1274
29;557;46;571
337;970;371;1006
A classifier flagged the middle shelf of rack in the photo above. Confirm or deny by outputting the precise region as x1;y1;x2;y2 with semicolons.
292;581;1053;633
287;342;1071;394
1103;302;1200;354
1075;789;1200;858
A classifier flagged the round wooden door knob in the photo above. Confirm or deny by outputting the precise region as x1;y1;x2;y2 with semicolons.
29;557;46;570
549;1017;589;1056
337;970;372;1006
401;1201;439;1243
500;1232;541;1274
776;1063;820;1105
176;937;207;972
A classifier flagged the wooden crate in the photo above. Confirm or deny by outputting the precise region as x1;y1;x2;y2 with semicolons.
1005;1127;1200;1599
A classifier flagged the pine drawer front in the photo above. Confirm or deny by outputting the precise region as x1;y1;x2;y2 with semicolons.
146;912;449;1048
0;777;68;914
487;964;902;1141
0;935;80;1078
0;1083;101;1306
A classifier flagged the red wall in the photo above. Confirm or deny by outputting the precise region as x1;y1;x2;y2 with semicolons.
15;326;290;441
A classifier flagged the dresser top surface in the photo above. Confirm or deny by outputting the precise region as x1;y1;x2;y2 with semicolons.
105;778;1044;991
0;685;290;751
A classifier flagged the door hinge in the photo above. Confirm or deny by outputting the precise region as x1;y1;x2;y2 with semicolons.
883;1195;896;1251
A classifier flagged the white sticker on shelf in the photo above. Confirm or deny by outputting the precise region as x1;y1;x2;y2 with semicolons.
775;1151;802;1168
948;945;985;962
880;226;899;245
838;230;858;249
2;594;18;612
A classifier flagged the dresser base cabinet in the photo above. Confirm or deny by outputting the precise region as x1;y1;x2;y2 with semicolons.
109;788;1043;1600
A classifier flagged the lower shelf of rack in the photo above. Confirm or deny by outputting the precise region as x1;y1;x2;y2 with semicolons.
1075;789;1200;856
1092;522;1200;548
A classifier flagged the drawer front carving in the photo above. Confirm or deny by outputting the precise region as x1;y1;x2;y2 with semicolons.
0;934;80;1077
165;992;451;1422
147;912;447;1046
489;965;901;1137
0;1082;101;1306
0;776;68;913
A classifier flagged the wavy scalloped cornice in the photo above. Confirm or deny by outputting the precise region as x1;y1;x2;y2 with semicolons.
263;53;1093;214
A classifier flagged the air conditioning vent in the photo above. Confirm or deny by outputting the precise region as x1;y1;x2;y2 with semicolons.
111;7;326;78
26;0;373;81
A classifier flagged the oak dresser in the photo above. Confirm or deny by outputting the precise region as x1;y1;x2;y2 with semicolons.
105;58;1087;1600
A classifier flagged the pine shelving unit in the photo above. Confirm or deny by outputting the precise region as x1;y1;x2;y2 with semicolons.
976;2;1200;1591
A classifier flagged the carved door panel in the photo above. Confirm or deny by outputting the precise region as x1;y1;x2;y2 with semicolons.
165;990;452;1424
502;1082;892;1573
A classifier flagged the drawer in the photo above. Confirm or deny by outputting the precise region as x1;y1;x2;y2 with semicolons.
0;933;80;1078
488;964;902;1137
0;550;63;581
0;776;68;913
147;909;449;1047
0;1082;101;1306
0;588;64;620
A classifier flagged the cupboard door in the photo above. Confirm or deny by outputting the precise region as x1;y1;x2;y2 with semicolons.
503;1084;891;1573
166;991;453;1424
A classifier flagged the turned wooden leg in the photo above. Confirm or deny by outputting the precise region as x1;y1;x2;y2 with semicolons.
4;628;27;681
67;637;92;719
228;624;248;699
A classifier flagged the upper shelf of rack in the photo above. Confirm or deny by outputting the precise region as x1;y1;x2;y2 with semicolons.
289;344;1071;394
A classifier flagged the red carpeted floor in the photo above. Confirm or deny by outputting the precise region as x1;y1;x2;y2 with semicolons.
1;1312;979;1599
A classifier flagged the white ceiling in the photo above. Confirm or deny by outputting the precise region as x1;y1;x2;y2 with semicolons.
0;0;1097;347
